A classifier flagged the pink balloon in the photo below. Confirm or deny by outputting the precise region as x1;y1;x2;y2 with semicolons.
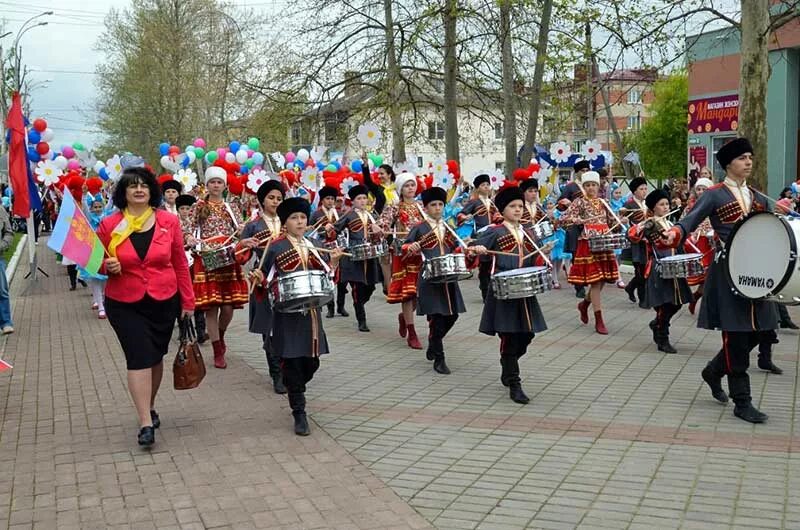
193;138;206;148
67;160;81;171
285;151;296;163
62;146;75;158
216;148;226;158
247;149;254;157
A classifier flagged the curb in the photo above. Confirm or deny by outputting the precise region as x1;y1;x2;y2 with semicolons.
6;234;28;283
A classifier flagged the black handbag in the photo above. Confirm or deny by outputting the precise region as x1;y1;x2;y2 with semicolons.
173;316;206;390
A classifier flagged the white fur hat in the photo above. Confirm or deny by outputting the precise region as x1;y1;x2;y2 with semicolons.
395;172;417;193
695;177;713;189
204;166;227;183
581;171;600;184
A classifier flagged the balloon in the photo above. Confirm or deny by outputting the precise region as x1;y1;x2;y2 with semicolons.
305;159;315;168
206;151;218;163
168;145;180;155
369;153;383;167
27;147;41;162
245;159;255;169
94;161;105;172
229;141;241;152
285;151;296;163
326;164;337;172
225;152;236;163
350;160;363;172
185;144;194;153
252;152;264;166
99;167;109;181
33;118;47;132
294;161;304;169
247;137;260;150
180;154;191;168
297;148;310;162
54;155;68;169
67;160;81;171
36;142;49;155
61;146;75;158
235;149;249;164
240;166;249;175
41;128;54;142
193;138;206;148
187;151;197;164
331;161;341;170
159;142;170;156
317;161;327;171
28;130;41;144
72;142;85;151
160;155;177;171
193;147;205;158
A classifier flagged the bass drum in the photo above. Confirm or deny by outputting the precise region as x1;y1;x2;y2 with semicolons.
725;211;800;304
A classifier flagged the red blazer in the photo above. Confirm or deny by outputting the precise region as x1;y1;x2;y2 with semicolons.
97;209;195;311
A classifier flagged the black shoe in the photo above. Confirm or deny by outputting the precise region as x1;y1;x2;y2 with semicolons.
337;307;349;317
657;341;677;354
69;285;76;291
150;410;160;429
733;404;768;423
78;279;88;287
780;319;799;330
137;426;155;446
648;320;657;343
272;375;288;394
198;333;208;344
701;366;728;403
293;412;310;436
426;348;435;361
358;321;370;332
433;356;451;374
326;305;335;318
758;360;783;375
638;300;649;309
625;284;637;303
575;287;586;299
509;384;530;404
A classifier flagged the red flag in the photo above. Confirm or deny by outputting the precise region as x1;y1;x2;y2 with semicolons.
0;358;12;373
6;92;30;217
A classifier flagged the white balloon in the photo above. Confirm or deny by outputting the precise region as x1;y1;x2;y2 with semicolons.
297;148;310;162
41;128;54;143
187;151;197;164
54;155;68;170
235;149;249;164
225;152;236;163
160;155;177;172
185;144;194;153
94;161;105;172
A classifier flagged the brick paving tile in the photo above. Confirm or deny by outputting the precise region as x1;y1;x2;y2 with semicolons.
0;252;432;529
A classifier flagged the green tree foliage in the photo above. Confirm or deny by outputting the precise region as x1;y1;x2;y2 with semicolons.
633;73;687;181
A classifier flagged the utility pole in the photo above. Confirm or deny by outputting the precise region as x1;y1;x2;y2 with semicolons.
585;21;594;141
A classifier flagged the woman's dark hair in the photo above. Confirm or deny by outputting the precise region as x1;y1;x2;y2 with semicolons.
378;164;396;182
112;167;162;210
781;186;793;198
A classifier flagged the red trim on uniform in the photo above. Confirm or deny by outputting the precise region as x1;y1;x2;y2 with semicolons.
722;331;731;374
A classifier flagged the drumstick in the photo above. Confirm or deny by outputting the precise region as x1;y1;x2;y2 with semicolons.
485;249;522;257
248;238;274;295
314;247;353;257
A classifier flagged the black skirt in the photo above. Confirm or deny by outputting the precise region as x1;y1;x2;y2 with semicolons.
106;293;181;370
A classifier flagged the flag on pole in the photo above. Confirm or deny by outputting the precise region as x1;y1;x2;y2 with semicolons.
5;92;30;217
47;190;106;275
0;358;12;373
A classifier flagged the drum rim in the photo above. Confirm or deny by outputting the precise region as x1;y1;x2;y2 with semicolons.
724;211;796;300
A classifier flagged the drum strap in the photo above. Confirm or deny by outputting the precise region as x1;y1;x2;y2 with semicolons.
302;238;332;275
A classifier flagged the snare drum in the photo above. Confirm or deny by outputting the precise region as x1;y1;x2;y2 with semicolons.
200;244;236;271
531;220;554;241
588;233;630;252
726;211;800;304
490;266;553;300
269;270;334;313
422;254;471;283
658;253;704;279
391;237;406;255
349;240;389;261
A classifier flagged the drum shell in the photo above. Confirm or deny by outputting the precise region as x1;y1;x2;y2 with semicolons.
658;254;704;279
422;254;471;283
349;240;389;261
532;221;554;240
269;270;334;313
200;244;236;271
490;266;553;300
588;234;630;252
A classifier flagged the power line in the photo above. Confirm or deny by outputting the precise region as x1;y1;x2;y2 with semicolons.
0;1;108;16
29;69;98;75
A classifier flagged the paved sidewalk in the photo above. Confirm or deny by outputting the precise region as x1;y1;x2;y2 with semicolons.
0;251;431;530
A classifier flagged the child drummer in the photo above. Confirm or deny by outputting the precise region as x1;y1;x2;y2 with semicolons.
520;178;545;227
311;186;349;319
250;197;343;436
470;185;548;404
326;185;384;331
628;189;693;353
403;186;467;375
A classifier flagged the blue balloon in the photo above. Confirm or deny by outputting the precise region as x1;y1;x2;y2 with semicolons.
27;146;41;162
180;154;190;168
99;167;109;180
332;160;341;170
294;161;304;169
252;152;264;166
229;141;241;152
28;130;41;144
317;161;326;171
159;142;170;156
240;166;249;175
350;160;362;172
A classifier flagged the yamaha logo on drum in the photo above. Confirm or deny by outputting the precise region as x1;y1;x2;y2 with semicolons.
737;275;774;289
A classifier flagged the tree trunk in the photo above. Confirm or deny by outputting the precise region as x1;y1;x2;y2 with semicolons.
585;21;594;140
442;0;460;163
499;0;516;172
738;0;770;190
519;0;553;168
592;57;632;177
384;0;407;163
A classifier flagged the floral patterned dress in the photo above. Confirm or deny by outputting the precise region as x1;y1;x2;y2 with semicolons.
560;196;620;285
379;200;424;303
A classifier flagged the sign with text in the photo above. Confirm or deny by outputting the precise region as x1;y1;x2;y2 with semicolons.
688;94;739;134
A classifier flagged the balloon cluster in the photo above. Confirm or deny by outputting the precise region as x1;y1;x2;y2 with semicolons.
26;118;56;163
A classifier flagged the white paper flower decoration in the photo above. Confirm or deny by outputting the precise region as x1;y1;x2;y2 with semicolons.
106;155;123;182
310;145;328;162
174;169;198;190
489;169;506;190
270;152;286;169
339;176;357;197
431;156;448;178
247;169;270;193
581;139;602;161
35;160;62;186
301;167;321;191
433;172;455;190
533;158;552;185
357;122;381;148
549;141;572;164
394;158;419;175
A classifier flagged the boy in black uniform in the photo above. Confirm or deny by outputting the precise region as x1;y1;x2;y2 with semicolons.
457;174;501;301
310;186;349;318
621;176;649;307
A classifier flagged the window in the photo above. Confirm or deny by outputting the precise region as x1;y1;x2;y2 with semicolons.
628;89;642;104
427;121;445;140
627;115;641;130
495;122;504;140
325;120;340;142
417;156;423;168
291;125;301;144
495;161;504;171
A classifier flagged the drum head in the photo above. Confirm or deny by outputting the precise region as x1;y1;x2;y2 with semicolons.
727;212;794;299
661;253;702;263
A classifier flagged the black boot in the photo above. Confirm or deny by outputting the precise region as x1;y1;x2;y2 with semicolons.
625;282;637;303
354;303;370;332
701;364;728;403
265;347;287;394
505;356;530;404
500;356;511;387
288;392;311;435
648;319;658;343
780;318;799;330
657;324;677;354
758;346;783;375
336;285;349;317
729;376;768;423
575;285;586;299
637;286;648;309
194;311;208;343
326;301;335;319
433;355;451;374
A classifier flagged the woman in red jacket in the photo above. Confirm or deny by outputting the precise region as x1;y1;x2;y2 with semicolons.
98;167;195;447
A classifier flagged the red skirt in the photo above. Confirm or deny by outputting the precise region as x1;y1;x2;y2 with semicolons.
192;259;249;310
568;239;619;286
386;253;421;304
687;236;713;287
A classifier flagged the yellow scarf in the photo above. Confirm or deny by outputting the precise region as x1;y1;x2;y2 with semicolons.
108;207;155;257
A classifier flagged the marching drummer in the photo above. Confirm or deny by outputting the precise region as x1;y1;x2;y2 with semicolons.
326;184;384;332
621;176;649;307
402;186;467;374
457;174;501;301
237;180;286;394
310;186;349;319
680;177;714;315
664;137;776;423
249;197;343;436
559;171;622;335
628;189;693;353
470;185;548;404
520;178;545;228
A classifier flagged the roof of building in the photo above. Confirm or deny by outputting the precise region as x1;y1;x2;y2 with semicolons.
599;69;659;82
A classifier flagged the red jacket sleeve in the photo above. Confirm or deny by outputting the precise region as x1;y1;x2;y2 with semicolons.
169;214;196;311
627;223;645;243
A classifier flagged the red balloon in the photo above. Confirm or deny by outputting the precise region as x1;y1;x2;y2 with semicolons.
36;142;49;155
305;158;315;168
168;145;180;155
33;118;47;132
